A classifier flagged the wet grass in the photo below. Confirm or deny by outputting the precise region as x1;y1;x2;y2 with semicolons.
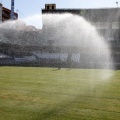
0;67;120;120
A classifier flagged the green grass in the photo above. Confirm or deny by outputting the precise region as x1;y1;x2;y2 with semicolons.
0;67;120;120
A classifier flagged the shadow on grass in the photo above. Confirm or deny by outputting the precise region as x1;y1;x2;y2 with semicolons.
52;68;61;71
67;68;73;71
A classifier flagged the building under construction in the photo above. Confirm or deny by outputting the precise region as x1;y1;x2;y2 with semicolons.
0;3;18;22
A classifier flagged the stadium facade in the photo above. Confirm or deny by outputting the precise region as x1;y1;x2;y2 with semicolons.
42;4;120;44
41;4;120;69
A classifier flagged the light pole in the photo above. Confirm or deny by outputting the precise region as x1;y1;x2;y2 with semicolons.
11;0;14;20
116;1;119;7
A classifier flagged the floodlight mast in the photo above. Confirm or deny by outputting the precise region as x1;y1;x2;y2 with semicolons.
11;0;14;20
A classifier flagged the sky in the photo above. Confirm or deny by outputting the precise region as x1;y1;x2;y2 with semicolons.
1;0;120;28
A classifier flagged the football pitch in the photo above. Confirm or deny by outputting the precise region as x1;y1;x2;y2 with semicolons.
0;67;120;120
